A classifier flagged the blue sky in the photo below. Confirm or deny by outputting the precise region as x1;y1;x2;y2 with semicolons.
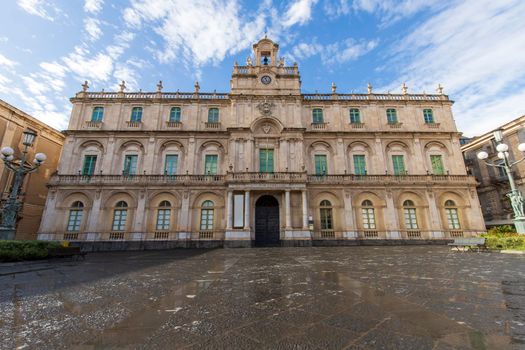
0;0;524;137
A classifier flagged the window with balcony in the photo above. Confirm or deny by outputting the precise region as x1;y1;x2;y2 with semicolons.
319;200;333;230
361;200;376;229
430;155;444;175
392;155;406;175
403;200;418;229
386;108;397;124
208;108;219;123
314;154;327;175
200;200;214;230
353;155;366;175
91;107;104;122
67;201;84;232
423;109;434;124
445;200;461;229
82;155;97;176
312;109;324;124
130;107;143;122
164;155;178;175
123;155;138;176
169;107;181;122
112;201;128;231
259;149;274;173
156;201;171;231
349;108;361;123
204;155;218;175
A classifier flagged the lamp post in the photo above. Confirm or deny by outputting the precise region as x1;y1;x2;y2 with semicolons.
0;129;46;240
477;129;525;234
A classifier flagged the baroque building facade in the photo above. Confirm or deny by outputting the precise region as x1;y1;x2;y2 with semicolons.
38;38;485;248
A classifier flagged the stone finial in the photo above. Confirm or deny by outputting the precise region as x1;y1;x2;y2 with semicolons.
402;82;408;95
279;57;285;67
367;82;373;94
119;80;126;92
246;57;252;66
81;80;89;92
436;83;444;95
156;80;163;92
194;81;200;93
234;61;238;67
331;82;337;94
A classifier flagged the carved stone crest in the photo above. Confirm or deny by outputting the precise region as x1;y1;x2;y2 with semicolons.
262;124;271;134
256;98;275;117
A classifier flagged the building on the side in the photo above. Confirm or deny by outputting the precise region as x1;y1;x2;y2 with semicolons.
461;115;525;228
0;99;65;240
37;37;485;248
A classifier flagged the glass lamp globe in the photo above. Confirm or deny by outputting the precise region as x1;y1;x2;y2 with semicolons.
498;152;505;159
5;155;14;161
35;153;47;162
477;151;489;160
518;143;525;152
496;143;509;152
1;146;14;156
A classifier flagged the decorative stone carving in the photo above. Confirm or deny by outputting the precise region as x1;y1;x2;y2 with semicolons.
262;124;271;134
256;98;275;117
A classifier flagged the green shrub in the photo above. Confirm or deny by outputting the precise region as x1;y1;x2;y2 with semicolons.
0;240;61;262
486;225;517;237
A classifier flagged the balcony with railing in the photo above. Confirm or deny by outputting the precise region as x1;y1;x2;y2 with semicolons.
85;120;103;128
311;122;327;130
205;122;221;130
166;121;182;128
307;174;477;185
126;121;142;128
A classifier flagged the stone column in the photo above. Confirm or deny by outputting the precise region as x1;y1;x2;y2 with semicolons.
244;190;250;229
226;190;233;230
86;192;102;232
342;191;356;237
132;190;147;240
285;190;292;229
426;190;442;237
302;190;308;229
384;191;400;238
178;191;191;239
102;136;116;174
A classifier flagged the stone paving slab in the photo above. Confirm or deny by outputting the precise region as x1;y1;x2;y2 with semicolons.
0;246;524;349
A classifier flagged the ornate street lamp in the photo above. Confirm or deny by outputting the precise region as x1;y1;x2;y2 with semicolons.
477;129;525;234
0;129;46;240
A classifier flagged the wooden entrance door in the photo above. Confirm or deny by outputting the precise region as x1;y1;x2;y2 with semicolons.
255;195;280;246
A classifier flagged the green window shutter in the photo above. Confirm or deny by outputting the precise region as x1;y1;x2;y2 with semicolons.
349;109;360;123
392;155;406;175
315;155;327;175
169;107;181;122
91;107;104;122
423;109;434;123
312;109;323;123
208;108;219;123
123;155;138;175
259;149;274;172
131;107;142;122
204;155;218;175
430;155;444;175
164;155;178;175
82;155;97;176
386;109;397;124
353;155;366;175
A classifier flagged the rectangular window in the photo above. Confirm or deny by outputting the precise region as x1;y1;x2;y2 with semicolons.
392;155;406;175
349;108;361;123
233;194;245;228
156;209;171;230
200;209;214;230
123;155;138;175
259;149;274;173
362;208;376;229
312;109;324;124
112;209;127;231
423;109;434;123
386;109;397;124
446;208;461;229
82;155;97;176
353;155;366;175
204;155;218;175
315;155;328;175
320;208;333;230
67;210;82;232
91;107;104;122
130;107;143;122
404;208;418;229
164;155;178;175
169;107;181;122
208;108;219;123
430;155;444;175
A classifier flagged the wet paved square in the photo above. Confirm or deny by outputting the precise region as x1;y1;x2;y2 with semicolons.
1;246;525;349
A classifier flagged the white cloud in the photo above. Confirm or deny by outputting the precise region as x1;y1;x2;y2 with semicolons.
84;0;103;13
84;17;102;41
282;0;318;27
289;38;378;65
17;0;58;21
380;0;525;136
0;53;18;68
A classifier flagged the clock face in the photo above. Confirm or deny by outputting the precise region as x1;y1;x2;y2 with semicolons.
261;75;272;85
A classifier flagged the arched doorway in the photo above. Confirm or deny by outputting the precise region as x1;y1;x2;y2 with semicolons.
255;195;280;246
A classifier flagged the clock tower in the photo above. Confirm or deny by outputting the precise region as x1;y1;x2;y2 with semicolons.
230;37;302;96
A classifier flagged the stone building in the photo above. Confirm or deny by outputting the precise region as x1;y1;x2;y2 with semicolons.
461;115;525;228
38;38;485;248
0;99;65;240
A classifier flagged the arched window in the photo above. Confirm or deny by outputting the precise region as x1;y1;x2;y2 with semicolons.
445;200;461;229
349;108;361;124
208;108;219;123
361;200;376;229
319;200;333;230
312;109;324;124
67;201;84;232
403;200;418;229
112;201;128;231
200;200;214;230
169;107;181;123
386;109;397;124
423;109;434;124
156;200;171;230
91;107;104;122
130;107;143;122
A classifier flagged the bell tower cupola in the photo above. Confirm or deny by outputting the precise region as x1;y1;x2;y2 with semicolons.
253;36;279;66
